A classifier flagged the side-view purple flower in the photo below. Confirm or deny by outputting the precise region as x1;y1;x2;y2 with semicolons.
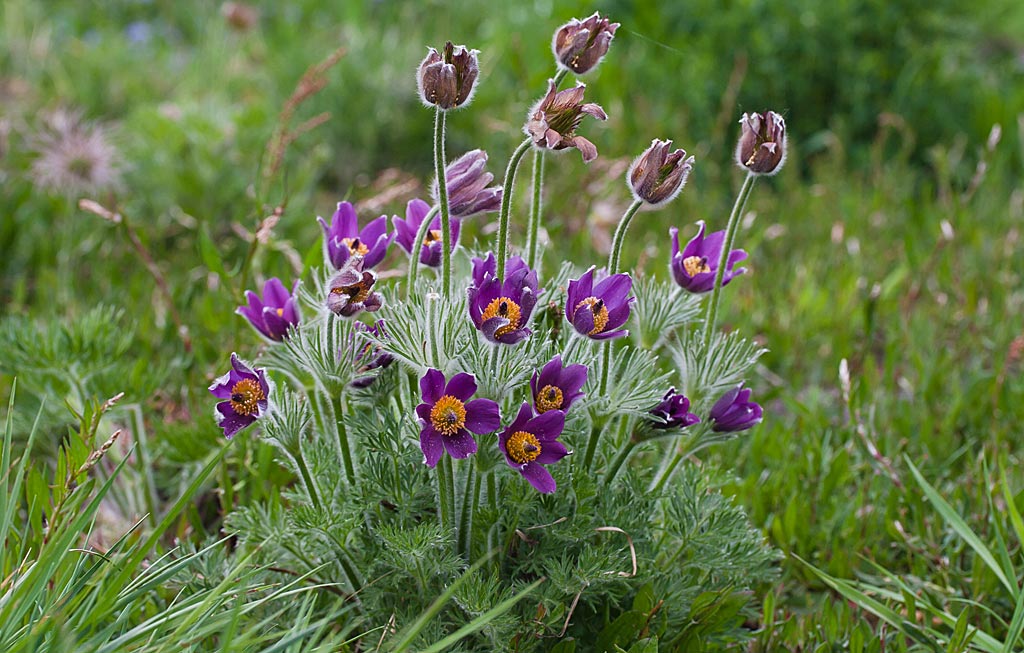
434;149;502;217
649;387;700;429
327;255;383;317
565;267;634;340
709;383;763;432
209;353;270;439
237;277;300;341
393;198;459;268
669;221;747;294
530;355;588;414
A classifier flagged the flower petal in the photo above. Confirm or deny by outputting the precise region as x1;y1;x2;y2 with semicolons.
216;402;254;439
520;462;556;493
420;368;446;404
420;426;444;468
442;429;478;459
535;440;569;464
465;398;501;434
444;372;478;401
526;409;565;441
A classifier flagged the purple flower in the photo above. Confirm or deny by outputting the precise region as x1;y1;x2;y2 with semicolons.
552;12;619;75
499;403;569;494
669;221;748;294
467;254;539;345
434;150;502;217
524;80;607;163
649;388;700;430
209;353;270;439
327;255;383;317
565;267;634;340
392;198;459;268
318;201;393;270
236;278;300;342
416;369;500;467
349;320;394;389
416;41;480;110
736;111;787;176
628;139;695;207
709;384;763;433
530;355;588;414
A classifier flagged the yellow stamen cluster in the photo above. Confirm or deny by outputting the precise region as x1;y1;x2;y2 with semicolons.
430;395;467;436
536;385;564;413
341;237;370;256
683;255;710;277
574;296;609;335
331;279;370;303
506;430;542;464
424;229;443;245
229;378;265;416
480;297;522;338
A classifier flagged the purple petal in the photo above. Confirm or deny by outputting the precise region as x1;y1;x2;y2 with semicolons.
420;369;446;404
593;273;632;308
442;429;478;459
525;409;565;441
263;278;290;307
465;398;501;434
496;327;531;345
334;202;358;236
361;215;389;243
560;363;589;396
520;462;556;493
481;316;512;343
261;307;289;341
535;440;569;464
536;355;563;390
591;328;628;340
669;227;681;258
681;221;707;259
420;426;444;468
392;216;414;253
216;402;255;439
209;370;234;398
444;372;478;401
604;298;634;330
572;306;596;336
415;402;432;422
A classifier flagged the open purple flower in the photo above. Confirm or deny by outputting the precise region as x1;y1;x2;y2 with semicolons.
416;369;500;467
318;201;393;270
499;403;569;494
524;80;607;163
709;384;763;433
237;278;300;342
565;267;634;340
434;150;502;217
209;353;270;439
467;254;539;345
531;355;588;414
327;255;382;317
649;387;700;430
392;198;459;268
669;221;747;294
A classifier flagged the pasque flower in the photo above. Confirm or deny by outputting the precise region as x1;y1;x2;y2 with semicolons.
649;388;700;429
736;111;787;176
669;221;747;294
327;255;382;317
628;139;695;206
393;198;460;268
434;149;502;217
530;355;588;414
524;80;607;163
552;12;619;75
209;353;270;439
467;253;539;345
349;321;394;389
499;403;569;494
709;384;763;432
318;201;393;270
565;267;634;340
416;369;500;467
417;41;480;110
237;277;300;341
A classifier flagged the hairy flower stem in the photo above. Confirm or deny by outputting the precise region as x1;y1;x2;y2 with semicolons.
597;199;644;397
582;419;604;472
486;471;498;565
525;149;546;270
458;462;478;558
433;109;454;296
603;438;638;486
405;205;441;299
702;172;756;349
496;138;535;279
426;292;441;368
649;449;684;493
311;387;357;488
439;455;456;535
294;444;324;511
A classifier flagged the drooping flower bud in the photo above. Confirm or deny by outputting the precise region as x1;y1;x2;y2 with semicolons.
524;81;607;163
627;139;695;206
432;149;502;217
416;41;480;110
552;13;620;75
735;111;787;176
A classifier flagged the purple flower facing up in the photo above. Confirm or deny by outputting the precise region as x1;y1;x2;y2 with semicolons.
416;369;501;467
237;277;300;341
531;355;588;414
327;255;383;317
499;403;569;494
709;384;763;433
209;353;270;439
649;387;700;430
669;221;748;294
467;253;539;345
434;150;502;217
392;198;459;268
565;267;635;340
349;321;394;389
318;201;393;270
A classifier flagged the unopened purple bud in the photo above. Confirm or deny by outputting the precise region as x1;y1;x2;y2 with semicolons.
649;388;700;429
552;13;620;75
628;139;695;206
709;384;763;433
416;41;480;110
736;111;787;176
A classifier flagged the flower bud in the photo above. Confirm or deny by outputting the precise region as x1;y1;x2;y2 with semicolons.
627;139;695;206
416;41;480;110
524;81;607;163
432;149;502;217
552;13;619;75
735;111;787;176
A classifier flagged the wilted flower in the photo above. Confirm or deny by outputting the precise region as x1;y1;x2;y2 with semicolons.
416;369;500;467
709;384;763;432
393;198;459;268
237;278;300;341
416;41;480;110
524;81;607;163
628;139;695;206
565;267;634;340
433;149;502;217
209;353;270;439
736;111;787;176
552;12;619;75
349;321;394;389
530;355;588;414
29;109;123;197
318;201;393;270
467;253;539;345
649;388;700;429
669;221;747;293
327;255;382;317
499;403;569;494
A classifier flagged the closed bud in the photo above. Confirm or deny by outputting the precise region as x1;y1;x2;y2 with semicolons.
552;13;619;75
735;111;787;176
433;149;503;217
627;139;694;206
416;41;480;110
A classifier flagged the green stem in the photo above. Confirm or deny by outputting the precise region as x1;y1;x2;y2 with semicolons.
405;205;441;299
294;443;324;511
496;138;535;280
438;456;456;534
552;68;570;88
434;109;453;296
702;173;756;349
604;439;638;486
582;419;604;473
649;449;684;494
426;291;441;368
486;471;498;566
598;199;645;397
526;149;546;270
458;462;478;559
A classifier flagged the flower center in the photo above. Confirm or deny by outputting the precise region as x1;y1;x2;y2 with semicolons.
429;395;467;436
229;378;265;416
506;430;542;464
480;296;523;337
330;273;372;303
574;297;609;335
341;237;370;256
683;255;710;277
536;385;564;413
424;229;443;244
275;308;284;317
